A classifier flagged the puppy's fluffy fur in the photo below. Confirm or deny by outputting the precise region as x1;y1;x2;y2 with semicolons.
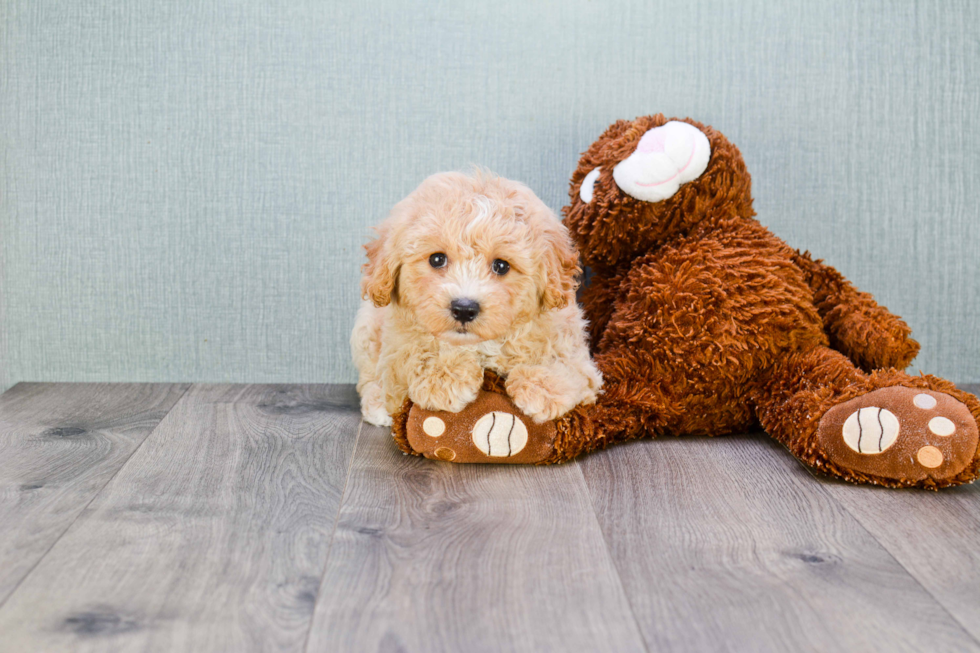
351;170;602;426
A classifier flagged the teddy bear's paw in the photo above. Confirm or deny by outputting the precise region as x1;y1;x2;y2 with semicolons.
404;389;557;464
816;386;979;484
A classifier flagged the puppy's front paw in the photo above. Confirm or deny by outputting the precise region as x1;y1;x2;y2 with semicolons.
360;382;393;426
506;367;581;424
362;404;393;427
409;373;481;414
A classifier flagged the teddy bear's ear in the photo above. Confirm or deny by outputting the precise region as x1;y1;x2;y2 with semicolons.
612;121;711;203
361;224;400;307
579;167;602;204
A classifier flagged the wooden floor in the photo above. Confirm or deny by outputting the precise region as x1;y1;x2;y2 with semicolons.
1;383;979;652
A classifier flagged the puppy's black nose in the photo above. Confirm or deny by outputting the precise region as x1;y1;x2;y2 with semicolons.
450;298;480;324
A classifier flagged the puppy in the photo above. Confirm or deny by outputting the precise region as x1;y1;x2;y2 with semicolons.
351;170;602;427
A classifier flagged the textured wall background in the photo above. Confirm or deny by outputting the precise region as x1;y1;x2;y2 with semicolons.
1;0;978;391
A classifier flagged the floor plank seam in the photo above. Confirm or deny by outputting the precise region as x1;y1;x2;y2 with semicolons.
769;435;980;648
576;460;652;653
830;494;980;649
791;414;980;647
301;417;365;653
0;383;194;613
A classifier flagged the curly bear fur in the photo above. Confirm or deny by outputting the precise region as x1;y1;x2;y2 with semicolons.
562;114;979;488
390;115;980;489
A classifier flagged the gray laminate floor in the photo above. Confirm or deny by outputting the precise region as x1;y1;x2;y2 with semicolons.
1;382;979;653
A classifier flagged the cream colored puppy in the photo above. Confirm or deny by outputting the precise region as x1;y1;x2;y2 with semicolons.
351;170;602;427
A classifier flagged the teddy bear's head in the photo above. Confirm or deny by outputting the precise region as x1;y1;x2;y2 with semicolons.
564;115;754;270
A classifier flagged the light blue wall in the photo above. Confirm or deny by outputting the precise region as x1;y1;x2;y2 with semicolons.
2;0;978;390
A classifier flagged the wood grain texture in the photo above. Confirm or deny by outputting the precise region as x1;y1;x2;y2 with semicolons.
3;383;979;651
306;424;646;653
814;383;980;642
581;433;980;653
0;383;189;606
0;384;360;652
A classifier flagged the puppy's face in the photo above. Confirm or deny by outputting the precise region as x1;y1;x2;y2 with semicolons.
398;202;537;345
362;172;579;344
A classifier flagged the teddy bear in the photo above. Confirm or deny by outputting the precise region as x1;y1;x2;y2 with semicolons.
390;115;980;490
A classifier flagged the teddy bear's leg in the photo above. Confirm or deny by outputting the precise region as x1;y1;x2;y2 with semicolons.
751;345;980;488
791;251;921;371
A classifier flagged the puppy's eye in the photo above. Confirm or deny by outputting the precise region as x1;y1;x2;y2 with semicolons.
491;259;510;276
428;253;447;268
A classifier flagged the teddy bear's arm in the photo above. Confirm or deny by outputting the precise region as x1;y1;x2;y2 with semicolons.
791;250;920;371
580;267;630;353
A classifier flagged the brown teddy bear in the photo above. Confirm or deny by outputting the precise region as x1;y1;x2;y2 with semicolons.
391;115;980;490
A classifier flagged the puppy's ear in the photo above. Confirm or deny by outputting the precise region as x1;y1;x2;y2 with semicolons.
540;222;581;310
511;185;580;310
361;224;400;307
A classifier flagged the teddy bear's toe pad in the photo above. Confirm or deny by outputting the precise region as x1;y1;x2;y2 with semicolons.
406;391;556;464
817;387;979;482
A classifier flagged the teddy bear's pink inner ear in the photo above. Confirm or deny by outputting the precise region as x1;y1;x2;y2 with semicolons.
612;121;711;203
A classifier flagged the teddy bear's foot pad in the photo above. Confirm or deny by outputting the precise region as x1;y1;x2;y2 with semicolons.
405;391;556;463
817;386;979;482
